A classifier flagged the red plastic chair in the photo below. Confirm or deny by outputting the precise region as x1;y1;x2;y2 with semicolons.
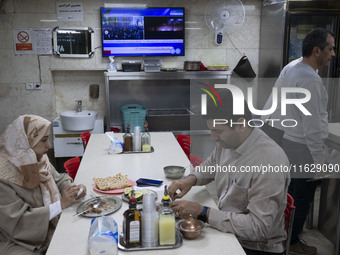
80;131;91;151
64;156;80;180
177;134;192;158
285;193;296;255
189;154;204;167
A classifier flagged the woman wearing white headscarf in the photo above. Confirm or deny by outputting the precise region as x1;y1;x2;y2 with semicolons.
0;115;87;254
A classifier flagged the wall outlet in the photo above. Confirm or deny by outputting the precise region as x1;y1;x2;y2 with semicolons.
26;82;41;90
33;82;41;89
26;82;33;90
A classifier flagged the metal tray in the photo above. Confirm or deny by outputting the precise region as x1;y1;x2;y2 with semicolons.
118;229;182;251
120;146;154;154
76;196;122;218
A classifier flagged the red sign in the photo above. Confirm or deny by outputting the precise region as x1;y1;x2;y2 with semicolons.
17;31;30;43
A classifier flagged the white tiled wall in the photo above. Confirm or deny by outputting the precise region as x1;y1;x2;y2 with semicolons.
0;0;262;134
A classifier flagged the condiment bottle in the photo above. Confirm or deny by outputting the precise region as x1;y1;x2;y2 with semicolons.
141;122;151;152
123;123;133;151
159;186;176;245
123;190;142;247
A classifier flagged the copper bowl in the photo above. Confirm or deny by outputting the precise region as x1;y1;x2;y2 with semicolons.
179;216;204;240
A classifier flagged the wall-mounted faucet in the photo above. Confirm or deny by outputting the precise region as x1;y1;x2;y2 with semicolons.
76;100;82;112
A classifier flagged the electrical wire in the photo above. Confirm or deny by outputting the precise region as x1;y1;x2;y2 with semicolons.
37;55;42;83
227;34;244;56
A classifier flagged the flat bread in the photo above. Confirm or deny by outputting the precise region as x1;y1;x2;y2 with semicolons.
93;173;132;191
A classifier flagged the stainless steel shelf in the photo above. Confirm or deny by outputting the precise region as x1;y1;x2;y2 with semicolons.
104;70;232;81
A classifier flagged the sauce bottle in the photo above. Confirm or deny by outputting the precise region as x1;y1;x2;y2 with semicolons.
141;122;151;152
123;190;142;247
123;123;133;151
159;186;176;245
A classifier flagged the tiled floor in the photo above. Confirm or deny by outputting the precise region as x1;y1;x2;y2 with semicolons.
205;183;336;255
301;185;335;255
302;228;334;255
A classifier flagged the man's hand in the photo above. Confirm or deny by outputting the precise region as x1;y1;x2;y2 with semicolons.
170;200;203;219
168;175;197;201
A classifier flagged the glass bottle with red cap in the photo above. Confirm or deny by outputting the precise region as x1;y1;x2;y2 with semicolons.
123;122;133;151
141;121;151;152
123;190;142;247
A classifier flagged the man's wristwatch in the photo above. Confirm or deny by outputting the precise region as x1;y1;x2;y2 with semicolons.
197;206;209;223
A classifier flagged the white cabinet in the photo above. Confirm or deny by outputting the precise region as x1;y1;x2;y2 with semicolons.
52;116;104;157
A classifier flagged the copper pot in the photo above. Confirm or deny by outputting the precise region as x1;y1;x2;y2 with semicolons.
179;215;204;240
184;61;201;71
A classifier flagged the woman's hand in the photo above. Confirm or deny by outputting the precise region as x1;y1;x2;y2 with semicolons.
75;184;87;200
60;185;80;209
168;175;197;201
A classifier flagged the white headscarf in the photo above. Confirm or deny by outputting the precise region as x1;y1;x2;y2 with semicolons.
0;115;61;205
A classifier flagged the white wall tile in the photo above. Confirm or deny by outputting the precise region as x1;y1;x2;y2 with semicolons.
0;0;263;135
53;71;105;116
0;82;54;117
13;0;56;13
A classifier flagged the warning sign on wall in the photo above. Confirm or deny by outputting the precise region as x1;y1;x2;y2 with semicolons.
13;28;34;54
13;28;52;55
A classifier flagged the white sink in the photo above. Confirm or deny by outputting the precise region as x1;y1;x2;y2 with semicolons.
60;110;98;131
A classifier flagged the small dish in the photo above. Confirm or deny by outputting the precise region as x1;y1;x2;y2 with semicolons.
121;188;158;204
163;165;185;179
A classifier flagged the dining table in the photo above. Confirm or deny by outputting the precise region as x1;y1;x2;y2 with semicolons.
46;132;246;255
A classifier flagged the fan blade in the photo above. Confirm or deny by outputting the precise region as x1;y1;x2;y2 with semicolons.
205;0;245;35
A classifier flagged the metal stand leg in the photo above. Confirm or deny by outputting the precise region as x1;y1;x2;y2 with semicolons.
336;197;340;255
306;200;314;229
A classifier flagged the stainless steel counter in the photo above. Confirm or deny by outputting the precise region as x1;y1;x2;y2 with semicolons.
318;123;340;255
325;123;340;151
104;70;232;81
104;71;232;132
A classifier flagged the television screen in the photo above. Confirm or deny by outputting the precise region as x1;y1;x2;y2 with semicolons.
101;7;185;56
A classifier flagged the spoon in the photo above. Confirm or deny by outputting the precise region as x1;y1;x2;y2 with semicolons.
90;191;103;206
73;198;102;217
91;191;101;199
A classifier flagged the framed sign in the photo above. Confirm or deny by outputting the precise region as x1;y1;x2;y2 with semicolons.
53;26;94;58
57;2;84;22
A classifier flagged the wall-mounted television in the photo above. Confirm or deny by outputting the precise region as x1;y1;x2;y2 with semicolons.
101;7;185;56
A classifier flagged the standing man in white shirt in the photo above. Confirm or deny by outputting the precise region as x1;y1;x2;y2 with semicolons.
280;28;335;255
261;57;302;146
